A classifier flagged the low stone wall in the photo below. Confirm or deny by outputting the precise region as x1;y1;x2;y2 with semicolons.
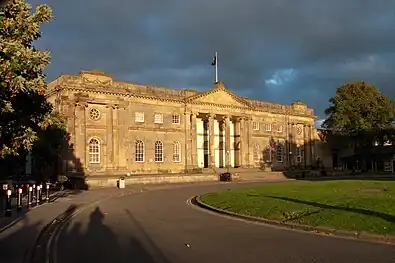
237;171;288;181
86;174;219;188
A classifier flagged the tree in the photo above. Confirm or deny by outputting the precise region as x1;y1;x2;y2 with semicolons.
323;81;395;149
31;111;70;182
0;0;52;157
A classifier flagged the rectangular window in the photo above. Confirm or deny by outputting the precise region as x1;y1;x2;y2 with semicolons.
172;114;180;124
173;142;181;162
252;121;259;131
265;123;272;132
296;146;302;163
135;112;144;123
154;113;163;124
155;141;164;162
135;140;144;162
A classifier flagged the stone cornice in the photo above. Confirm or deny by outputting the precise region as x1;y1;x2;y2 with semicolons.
47;75;316;118
66;86;185;104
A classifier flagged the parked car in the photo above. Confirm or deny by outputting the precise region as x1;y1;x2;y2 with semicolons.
50;176;72;191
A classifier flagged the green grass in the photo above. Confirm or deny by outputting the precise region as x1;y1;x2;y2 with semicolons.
200;180;395;235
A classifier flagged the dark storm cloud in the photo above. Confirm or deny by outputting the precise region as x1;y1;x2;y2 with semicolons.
28;0;395;117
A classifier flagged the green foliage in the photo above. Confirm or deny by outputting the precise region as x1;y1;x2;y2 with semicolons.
201;180;395;235
31;111;70;182
0;0;53;157
323;81;395;148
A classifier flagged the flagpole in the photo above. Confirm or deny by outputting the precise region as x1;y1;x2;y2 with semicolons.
215;52;218;83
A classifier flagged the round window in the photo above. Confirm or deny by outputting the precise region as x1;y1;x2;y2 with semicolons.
296;126;302;135
89;108;101;120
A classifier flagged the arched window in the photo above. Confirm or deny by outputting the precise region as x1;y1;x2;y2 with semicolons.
276;145;283;163
154;141;163;162
135;140;144;162
173;141;181;162
88;138;100;164
253;144;260;162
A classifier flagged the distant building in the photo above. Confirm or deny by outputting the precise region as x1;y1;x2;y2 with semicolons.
316;129;395;173
46;70;324;178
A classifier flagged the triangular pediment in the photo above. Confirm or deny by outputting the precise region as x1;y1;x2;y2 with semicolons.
189;88;250;108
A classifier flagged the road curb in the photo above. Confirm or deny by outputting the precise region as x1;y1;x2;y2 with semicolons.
194;195;395;246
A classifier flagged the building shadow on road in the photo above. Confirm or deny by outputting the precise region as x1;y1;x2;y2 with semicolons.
60;206;169;263
0;216;42;263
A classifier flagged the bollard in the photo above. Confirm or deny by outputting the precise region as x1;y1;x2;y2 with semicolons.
2;184;7;214
36;185;40;205
17;187;22;212
25;184;29;204
28;186;32;208
5;189;12;217
46;183;50;203
32;184;36;204
39;184;43;202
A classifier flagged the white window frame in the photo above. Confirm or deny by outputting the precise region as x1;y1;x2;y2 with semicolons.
253;144;260;162
88;138;100;164
154;141;164;162
265;123;272;132
135;140;144;162
252;121;259;131
172;113;180;124
276;145;283;163
154;113;164;124
173;141;181;162
135;112;144;123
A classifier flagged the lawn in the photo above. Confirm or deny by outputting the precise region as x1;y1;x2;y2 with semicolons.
200;180;395;235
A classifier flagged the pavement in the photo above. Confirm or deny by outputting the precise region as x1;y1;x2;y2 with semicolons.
0;189;83;232
1;180;395;263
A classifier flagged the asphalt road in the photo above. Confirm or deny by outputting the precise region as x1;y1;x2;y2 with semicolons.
56;182;395;263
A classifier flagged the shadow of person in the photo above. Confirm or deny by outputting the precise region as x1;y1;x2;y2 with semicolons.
57;207;171;263
85;207;122;262
59;207;122;263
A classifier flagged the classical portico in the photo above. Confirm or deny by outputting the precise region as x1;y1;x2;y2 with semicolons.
193;113;245;169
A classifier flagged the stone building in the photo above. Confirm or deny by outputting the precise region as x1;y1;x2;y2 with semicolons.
46;70;322;178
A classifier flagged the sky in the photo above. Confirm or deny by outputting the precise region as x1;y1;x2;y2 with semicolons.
27;0;395;122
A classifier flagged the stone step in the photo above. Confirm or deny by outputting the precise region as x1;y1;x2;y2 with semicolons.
213;167;264;174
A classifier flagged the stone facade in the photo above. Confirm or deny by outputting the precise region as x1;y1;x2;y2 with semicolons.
46;70;322;177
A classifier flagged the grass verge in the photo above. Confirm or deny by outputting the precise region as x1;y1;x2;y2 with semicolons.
200;180;395;235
